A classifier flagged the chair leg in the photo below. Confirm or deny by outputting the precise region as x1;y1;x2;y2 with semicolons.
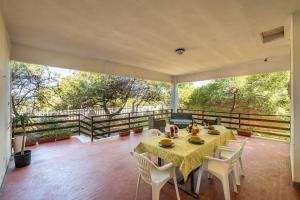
135;175;141;200
221;175;231;200
233;163;240;186
208;172;212;179
173;177;181;200
152;185;160;200
239;157;245;176
195;168;203;194
231;171;238;193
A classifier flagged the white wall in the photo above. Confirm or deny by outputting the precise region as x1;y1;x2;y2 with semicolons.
0;10;11;186
291;10;300;184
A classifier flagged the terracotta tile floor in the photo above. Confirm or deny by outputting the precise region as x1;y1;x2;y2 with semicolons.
0;134;300;200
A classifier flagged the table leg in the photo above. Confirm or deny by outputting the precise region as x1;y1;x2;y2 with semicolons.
158;157;162;166
190;170;195;193
168;168;199;199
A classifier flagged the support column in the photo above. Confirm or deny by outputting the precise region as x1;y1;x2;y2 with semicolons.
171;76;179;113
291;10;300;186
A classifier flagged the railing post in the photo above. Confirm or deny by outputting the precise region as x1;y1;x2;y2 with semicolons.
202;111;204;123
238;113;241;129
128;113;131;131
91;116;94;142
78;114;81;135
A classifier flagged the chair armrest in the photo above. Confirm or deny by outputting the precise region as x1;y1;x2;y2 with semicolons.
203;156;231;171
141;152;151;159
156;162;174;171
218;146;238;152
204;156;227;162
215;146;236;157
130;151;151;159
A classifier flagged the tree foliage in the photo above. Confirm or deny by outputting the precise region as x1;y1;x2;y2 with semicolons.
11;62;58;115
12;62;290;116
187;71;290;115
51;72;169;115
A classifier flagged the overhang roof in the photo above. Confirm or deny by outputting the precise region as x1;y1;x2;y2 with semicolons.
1;0;300;82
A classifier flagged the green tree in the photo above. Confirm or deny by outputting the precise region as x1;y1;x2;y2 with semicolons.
187;71;290;115
52;72;170;115
53;72;135;116
11;62;58;115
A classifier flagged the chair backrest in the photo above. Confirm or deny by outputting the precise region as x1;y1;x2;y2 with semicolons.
131;152;157;184
227;138;247;157
146;129;161;137
231;147;242;163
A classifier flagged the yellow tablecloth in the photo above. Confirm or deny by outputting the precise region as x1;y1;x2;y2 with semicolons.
134;126;235;181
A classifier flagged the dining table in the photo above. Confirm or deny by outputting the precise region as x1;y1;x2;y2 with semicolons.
134;125;236;198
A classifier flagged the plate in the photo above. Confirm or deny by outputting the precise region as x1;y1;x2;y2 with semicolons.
159;143;175;148
188;138;205;145
208;130;220;135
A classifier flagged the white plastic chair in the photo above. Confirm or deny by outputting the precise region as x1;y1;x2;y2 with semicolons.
196;147;240;200
131;152;180;200
219;138;248;184
145;129;162;138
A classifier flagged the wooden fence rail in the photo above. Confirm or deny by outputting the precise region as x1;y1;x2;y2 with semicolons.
12;109;291;142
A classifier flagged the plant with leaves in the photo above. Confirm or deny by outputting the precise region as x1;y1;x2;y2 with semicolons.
12;114;31;155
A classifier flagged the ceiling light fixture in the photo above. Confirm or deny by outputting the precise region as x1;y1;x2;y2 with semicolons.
175;48;185;55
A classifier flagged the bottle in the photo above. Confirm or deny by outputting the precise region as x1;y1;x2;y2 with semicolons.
175;126;178;134
170;126;174;134
188;124;192;133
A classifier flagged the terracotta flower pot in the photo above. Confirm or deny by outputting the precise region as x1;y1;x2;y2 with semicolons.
133;127;143;134
38;137;56;144
237;129;252;137
119;130;130;137
56;135;71;141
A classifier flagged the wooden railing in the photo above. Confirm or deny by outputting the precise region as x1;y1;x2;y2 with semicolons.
13;109;172;142
178;109;290;137
82;109;172;142
13;108;291;142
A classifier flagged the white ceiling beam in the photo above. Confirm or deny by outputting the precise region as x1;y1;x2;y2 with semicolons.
177;55;290;83
11;43;172;82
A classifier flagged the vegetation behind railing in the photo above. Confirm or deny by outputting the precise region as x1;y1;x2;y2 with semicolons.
13;109;291;143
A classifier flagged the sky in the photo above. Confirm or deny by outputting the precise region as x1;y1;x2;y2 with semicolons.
49;66;76;79
192;80;211;87
48;66;211;87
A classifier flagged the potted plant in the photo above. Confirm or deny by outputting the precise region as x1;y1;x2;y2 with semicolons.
133;123;143;134
119;129;130;137
12;114;32;168
37;131;56;144
237;129;252;137
56;129;72;141
25;133;37;147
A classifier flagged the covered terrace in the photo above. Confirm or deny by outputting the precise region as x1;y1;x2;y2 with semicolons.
0;0;300;199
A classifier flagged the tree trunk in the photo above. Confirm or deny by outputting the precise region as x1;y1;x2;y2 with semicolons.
229;92;237;128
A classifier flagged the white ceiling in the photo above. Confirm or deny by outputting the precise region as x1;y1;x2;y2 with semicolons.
1;0;300;82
